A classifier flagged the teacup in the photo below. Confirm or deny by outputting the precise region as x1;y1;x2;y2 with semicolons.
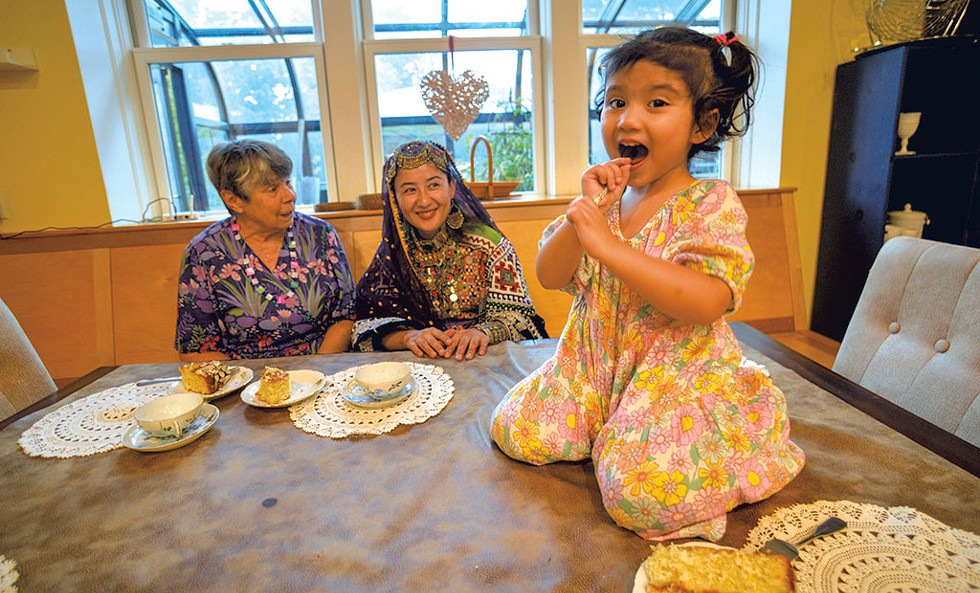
134;392;204;438
353;362;412;401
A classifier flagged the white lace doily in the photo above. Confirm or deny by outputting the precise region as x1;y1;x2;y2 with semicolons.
289;362;454;438
0;555;19;593
18;382;174;458
745;500;980;592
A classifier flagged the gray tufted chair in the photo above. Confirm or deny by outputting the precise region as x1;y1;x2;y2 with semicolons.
1;295;57;421
832;237;979;446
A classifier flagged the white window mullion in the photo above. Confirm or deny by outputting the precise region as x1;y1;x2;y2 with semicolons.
545;0;589;196
321;0;373;201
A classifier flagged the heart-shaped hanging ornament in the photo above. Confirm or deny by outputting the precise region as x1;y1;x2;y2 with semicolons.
420;70;489;141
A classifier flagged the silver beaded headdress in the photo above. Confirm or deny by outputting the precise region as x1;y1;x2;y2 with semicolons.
383;141;451;190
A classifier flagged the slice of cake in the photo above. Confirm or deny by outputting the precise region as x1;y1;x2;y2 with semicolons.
256;367;291;404
178;361;231;395
644;544;794;593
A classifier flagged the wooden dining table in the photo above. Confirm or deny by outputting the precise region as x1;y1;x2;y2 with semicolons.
1;323;977;592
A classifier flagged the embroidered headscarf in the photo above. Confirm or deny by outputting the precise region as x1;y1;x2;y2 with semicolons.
354;140;501;328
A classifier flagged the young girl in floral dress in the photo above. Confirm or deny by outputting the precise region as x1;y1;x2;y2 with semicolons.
490;28;805;541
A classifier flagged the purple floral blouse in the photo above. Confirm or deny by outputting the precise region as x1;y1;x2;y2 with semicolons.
175;213;355;358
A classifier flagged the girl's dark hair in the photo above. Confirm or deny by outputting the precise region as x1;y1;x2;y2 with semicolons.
593;27;759;159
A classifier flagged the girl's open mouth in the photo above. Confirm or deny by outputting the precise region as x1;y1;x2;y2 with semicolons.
619;144;648;163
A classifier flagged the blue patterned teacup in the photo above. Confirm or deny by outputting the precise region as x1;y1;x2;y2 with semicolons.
134;392;203;438
353;362;412;401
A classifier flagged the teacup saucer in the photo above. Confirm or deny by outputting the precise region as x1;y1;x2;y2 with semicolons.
122;404;219;453
240;369;327;408
342;379;415;408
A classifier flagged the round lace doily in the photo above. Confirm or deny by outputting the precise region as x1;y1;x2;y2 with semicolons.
18;383;174;458
0;554;19;593
745;500;980;592
289;362;454;438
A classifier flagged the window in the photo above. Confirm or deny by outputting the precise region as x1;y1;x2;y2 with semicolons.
583;0;725;177
131;0;332;213
582;0;722;34
129;0;541;214
77;0;780;223
363;1;541;192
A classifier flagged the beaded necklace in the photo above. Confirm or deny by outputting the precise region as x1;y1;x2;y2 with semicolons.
231;218;300;304
411;226;462;318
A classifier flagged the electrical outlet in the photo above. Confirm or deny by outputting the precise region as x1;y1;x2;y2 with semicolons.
175;212;198;221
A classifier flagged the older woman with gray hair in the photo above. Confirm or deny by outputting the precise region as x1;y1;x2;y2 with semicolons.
175;139;355;360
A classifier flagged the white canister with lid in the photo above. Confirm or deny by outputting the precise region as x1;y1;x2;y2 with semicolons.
886;203;930;239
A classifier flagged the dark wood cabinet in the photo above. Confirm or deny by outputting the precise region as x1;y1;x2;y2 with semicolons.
811;37;980;341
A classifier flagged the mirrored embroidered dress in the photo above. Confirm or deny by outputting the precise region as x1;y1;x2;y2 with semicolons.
176;212;355;358
490;179;805;541
352;141;546;351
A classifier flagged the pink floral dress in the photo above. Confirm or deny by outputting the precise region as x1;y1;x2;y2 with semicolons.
490;179;805;541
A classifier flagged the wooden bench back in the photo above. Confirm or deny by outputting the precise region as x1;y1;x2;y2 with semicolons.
0;189;806;383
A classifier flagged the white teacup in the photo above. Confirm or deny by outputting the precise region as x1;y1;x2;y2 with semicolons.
353;362;412;401
134;392;204;438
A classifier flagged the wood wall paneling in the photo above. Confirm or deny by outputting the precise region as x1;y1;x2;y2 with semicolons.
111;244;186;365
496;218;573;338
0;250;110;380
348;230;383;281
729;192;799;332
0;191;805;382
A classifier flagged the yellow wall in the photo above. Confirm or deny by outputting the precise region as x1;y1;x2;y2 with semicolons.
1;1;870;322
781;2;870;319
0;0;110;233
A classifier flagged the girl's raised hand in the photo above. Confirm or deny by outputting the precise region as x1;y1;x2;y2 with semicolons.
581;158;631;207
566;158;631;259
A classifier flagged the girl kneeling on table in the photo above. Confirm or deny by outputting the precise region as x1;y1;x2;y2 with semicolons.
490;28;805;541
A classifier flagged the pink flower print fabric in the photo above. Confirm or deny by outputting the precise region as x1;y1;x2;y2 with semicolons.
490;179;805;541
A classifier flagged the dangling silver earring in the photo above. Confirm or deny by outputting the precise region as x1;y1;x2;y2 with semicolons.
447;203;464;230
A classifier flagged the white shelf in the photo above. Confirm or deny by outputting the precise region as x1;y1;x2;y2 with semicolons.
0;48;38;72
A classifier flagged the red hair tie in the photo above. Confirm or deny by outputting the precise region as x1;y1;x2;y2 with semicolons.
714;32;739;46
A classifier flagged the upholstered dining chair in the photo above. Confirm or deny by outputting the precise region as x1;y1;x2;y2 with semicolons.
832;237;980;447
0;295;57;421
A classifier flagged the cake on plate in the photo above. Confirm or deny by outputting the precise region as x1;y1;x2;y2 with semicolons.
643;544;794;593
256;367;291;404
178;361;232;395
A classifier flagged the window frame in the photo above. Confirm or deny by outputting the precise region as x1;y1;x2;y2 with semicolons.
127;0;342;215
359;0;546;195
73;0;781;224
361;36;547;194
131;42;341;212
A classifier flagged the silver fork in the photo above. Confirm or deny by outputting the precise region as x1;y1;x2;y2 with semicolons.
135;376;180;386
592;186;609;205
762;516;846;561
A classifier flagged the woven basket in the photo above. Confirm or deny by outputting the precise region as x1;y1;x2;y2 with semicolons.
314;201;355;212
465;136;520;200
355;193;385;211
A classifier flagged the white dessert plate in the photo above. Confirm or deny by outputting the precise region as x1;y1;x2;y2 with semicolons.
122;404;219;453
632;542;734;593
168;366;254;400
240;369;326;408
341;379;415;409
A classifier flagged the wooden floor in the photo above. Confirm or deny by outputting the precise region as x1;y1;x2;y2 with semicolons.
767;329;840;369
